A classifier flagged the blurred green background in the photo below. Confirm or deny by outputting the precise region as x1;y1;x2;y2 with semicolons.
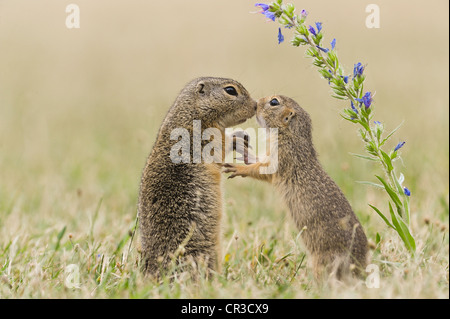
0;0;448;243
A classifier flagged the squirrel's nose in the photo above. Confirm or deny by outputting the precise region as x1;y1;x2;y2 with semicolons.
253;99;258;111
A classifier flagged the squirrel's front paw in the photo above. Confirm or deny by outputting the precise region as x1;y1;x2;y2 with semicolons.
226;131;252;153
222;163;248;179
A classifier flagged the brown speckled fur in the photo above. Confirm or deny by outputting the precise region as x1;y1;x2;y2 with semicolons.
138;77;256;278
225;95;369;280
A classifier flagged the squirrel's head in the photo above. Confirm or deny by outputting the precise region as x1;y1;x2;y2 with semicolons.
183;77;257;129
256;95;312;141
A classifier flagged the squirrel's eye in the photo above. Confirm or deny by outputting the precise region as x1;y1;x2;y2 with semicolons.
224;86;238;96
269;98;280;106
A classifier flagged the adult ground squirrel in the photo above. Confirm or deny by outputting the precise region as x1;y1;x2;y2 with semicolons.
138;77;256;278
225;95;368;279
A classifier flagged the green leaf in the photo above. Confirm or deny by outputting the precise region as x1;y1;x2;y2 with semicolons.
380;121;404;147
332;88;346;97
389;202;415;253
313;33;323;45
279;16;290;26
340;114;357;123
375;124;382;144
358;129;369;142
271;0;282;11
390;150;397;160
380;150;394;172
291;37;301;47
319;68;331;79
375;175;403;210
342;109;358;120
358;118;370;131
326;55;336;69
365;142;378;157
375;232;381;245
369;204;395;229
284;3;295;17
292;31;309;46
327;50;337;62
353;78;361;92
360;104;372;120
296;24;308;36
402;195;411;226
358;83;364;98
357;180;385;189
306;47;319;58
350;153;378;162
347;87;357;99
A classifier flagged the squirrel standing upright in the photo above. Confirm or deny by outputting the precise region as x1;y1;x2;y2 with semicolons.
138;77;256;278
225;95;369;279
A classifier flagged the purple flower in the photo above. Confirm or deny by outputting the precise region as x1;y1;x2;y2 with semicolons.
353;63;364;78
356;91;372;108
342;75;349;84
326;69;333;84
351;101;358;114
315;22;322;33
362;91;372;108
265;11;276;21
278;28;284;44
374;121;381;125
255;3;275;21
353;62;365;78
394;141;406;152
255;3;270;11
403;187;411;196
316;45;329;53
255;3;269;11
308;22;323;37
331;38;336;50
300;9;308;19
298;9;308;24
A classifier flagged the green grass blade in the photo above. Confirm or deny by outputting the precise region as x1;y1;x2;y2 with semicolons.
54;225;66;251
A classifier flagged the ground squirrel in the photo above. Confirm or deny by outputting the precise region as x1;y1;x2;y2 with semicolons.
138;77;256;278
224;95;369;279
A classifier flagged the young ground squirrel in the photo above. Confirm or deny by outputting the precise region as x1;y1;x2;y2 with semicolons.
138;77;256;278
224;95;369;279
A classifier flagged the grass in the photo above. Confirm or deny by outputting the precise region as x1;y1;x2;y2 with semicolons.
0;0;448;298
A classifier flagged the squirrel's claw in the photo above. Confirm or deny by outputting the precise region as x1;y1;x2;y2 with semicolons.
223;165;247;179
223;167;236;174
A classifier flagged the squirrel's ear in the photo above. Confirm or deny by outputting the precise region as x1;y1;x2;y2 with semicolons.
196;81;207;96
282;108;296;127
